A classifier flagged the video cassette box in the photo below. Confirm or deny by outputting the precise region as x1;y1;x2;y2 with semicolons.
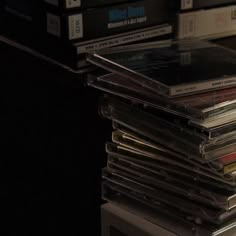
44;0;137;10
4;0;169;42
1;8;172;70
171;0;236;11
177;4;236;39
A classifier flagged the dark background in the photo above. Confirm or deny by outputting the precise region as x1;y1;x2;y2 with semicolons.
0;42;110;235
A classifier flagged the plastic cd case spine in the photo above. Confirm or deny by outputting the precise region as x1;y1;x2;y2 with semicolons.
87;73;236;124
112;129;236;177
102;173;236;225
100;97;236;162
106;140;236;188
105;156;236;211
102;187;236;236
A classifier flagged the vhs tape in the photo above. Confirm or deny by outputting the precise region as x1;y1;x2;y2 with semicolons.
170;0;236;11
177;5;236;40
46;0;169;41
44;0;137;10
4;0;170;42
1;6;172;71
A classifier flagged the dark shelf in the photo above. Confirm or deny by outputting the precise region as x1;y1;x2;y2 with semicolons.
0;41;110;235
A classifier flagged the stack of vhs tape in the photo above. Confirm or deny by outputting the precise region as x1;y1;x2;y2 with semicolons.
170;0;236;40
0;0;172;72
86;39;236;235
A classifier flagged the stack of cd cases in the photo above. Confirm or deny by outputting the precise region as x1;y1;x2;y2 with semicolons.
86;39;236;235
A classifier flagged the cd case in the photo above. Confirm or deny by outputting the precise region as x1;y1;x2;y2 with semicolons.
100;96;236;162
102;181;236;236
112;130;236;176
87;72;236;125
102;170;236;225
106;140;236;189
87;39;236;97
105;153;236;211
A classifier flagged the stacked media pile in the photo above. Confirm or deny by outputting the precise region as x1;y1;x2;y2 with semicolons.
2;0;236;73
0;0;172;72
87;39;236;235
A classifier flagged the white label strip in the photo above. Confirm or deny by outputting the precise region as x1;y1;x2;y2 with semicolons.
171;76;236;96
178;5;236;39
46;13;61;37
66;0;81;8
76;25;172;54
181;0;193;10
68;14;83;40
